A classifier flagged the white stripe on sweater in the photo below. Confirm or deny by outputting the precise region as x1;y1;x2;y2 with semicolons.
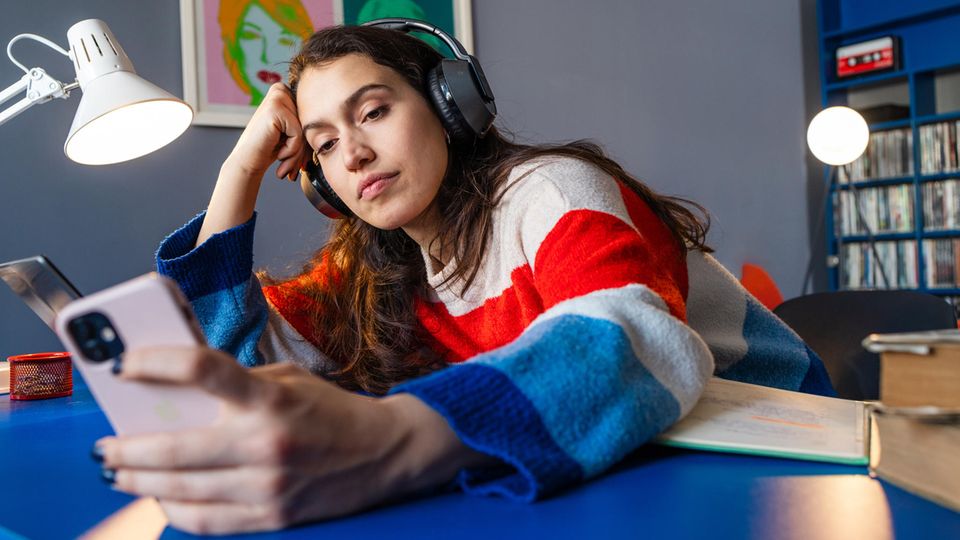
684;252;750;372
422;156;638;317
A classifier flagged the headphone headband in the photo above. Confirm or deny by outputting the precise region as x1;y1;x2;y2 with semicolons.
363;18;469;59
361;18;495;103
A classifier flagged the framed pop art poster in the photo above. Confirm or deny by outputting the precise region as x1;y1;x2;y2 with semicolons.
180;0;473;128
180;0;340;127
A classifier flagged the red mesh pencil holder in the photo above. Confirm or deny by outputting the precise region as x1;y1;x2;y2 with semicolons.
8;352;73;400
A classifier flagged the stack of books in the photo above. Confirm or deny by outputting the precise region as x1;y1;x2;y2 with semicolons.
864;330;960;512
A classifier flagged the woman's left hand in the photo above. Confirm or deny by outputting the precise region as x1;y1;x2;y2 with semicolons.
95;346;479;535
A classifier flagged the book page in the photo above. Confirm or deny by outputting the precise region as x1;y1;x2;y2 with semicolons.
657;378;868;464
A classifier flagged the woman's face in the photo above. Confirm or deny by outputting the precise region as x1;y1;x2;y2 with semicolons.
297;54;449;235
237;3;302;103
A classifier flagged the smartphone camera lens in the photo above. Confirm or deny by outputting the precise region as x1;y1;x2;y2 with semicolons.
67;312;125;363
72;318;94;340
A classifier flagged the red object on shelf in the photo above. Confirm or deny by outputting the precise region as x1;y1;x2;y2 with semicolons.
8;352;73;400
836;36;897;79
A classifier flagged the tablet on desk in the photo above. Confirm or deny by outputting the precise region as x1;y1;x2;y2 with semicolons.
0;255;83;329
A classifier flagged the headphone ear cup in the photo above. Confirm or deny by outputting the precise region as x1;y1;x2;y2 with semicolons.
426;65;473;145
299;158;353;219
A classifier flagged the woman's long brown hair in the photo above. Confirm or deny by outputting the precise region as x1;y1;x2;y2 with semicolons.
271;25;711;395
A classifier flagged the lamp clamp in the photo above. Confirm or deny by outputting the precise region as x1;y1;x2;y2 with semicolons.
0;68;76;126
0;30;77;127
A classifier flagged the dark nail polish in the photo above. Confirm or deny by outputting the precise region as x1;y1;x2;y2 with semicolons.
91;444;104;463
101;467;116;485
111;358;122;375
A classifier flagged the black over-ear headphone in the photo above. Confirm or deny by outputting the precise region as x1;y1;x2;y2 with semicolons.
299;18;498;219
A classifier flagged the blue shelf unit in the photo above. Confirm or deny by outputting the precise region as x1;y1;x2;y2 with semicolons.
818;0;960;307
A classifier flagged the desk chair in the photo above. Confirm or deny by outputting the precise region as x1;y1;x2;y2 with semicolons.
773;290;957;400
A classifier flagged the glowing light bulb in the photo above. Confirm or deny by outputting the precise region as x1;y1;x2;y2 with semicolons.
806;106;869;166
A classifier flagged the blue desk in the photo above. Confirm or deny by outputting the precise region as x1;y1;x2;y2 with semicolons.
1;375;958;540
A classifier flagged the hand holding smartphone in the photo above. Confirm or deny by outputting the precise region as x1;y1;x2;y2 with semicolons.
55;273;220;435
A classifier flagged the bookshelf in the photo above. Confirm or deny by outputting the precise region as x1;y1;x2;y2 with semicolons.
818;0;960;314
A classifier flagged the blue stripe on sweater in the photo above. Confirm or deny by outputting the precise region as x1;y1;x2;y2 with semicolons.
393;362;583;502
156;211;256;301
719;298;835;396
472;314;682;477
191;277;267;368
798;344;837;397
392;313;682;500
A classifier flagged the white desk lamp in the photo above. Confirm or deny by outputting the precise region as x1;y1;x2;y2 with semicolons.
0;19;192;165
804;106;889;292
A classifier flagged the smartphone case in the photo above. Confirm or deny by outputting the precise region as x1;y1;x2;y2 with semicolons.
55;273;220;435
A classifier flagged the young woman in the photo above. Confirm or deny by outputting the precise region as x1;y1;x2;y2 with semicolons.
93;24;833;535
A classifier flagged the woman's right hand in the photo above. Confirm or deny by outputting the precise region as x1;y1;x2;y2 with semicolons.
197;83;310;246
227;82;308;180
95;347;484;535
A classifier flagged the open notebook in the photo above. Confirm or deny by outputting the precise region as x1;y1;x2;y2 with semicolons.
657;377;870;465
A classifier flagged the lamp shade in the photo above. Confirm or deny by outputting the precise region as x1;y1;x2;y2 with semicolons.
806;106;869;166
63;19;192;165
64;72;193;165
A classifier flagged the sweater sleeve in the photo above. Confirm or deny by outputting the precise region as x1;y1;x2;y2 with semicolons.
685;252;835;396
155;211;335;375
389;158;715;501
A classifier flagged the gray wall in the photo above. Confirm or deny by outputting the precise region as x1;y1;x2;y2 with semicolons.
0;0;821;357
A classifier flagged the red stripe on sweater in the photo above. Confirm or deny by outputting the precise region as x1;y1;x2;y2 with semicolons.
617;183;689;299
416;264;542;363
418;204;687;363
263;285;323;347
262;259;334;349
533;208;686;320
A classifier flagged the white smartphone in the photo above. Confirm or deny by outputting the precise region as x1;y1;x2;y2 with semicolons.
55;273;220;435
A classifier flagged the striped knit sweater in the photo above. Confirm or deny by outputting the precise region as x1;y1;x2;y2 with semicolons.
156;156;834;502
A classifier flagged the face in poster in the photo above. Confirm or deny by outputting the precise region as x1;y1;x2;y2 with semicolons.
217;0;318;106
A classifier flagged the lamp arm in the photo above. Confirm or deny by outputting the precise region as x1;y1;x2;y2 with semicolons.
0;74;28;105
0;68;77;127
0;32;77;126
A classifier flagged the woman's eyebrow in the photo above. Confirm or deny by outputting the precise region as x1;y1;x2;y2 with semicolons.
302;84;394;137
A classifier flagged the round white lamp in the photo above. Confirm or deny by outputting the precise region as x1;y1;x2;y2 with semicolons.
806;106;869;166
